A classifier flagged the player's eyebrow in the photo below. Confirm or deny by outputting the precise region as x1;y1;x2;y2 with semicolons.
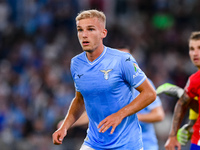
77;25;96;28
87;25;95;28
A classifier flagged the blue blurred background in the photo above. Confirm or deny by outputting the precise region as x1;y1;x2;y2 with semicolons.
0;0;199;149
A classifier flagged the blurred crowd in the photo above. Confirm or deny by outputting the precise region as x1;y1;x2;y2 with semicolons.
0;0;200;149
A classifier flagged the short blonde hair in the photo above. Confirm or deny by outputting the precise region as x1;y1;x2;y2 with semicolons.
76;9;106;28
189;31;200;40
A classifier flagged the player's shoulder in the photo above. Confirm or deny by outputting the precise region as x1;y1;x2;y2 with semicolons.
71;52;85;63
70;52;86;70
106;46;133;60
189;70;200;81
106;46;129;55
185;70;200;91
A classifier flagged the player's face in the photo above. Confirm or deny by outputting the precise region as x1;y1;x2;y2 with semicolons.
76;17;107;52
189;39;200;69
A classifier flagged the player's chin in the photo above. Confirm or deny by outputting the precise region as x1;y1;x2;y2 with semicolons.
83;48;93;52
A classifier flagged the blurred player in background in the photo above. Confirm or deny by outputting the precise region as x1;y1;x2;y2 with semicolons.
52;9;156;150
157;83;198;146
163;31;200;150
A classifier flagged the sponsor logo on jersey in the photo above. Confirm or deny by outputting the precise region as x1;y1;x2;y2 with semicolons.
125;57;131;61
133;72;140;79
77;74;83;78
100;69;112;80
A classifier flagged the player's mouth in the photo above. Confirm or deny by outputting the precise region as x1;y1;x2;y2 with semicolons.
82;41;90;46
193;58;200;63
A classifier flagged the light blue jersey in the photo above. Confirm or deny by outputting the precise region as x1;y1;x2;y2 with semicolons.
71;46;147;150
133;79;162;150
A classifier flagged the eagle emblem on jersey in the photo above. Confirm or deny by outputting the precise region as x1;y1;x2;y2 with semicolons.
100;69;112;80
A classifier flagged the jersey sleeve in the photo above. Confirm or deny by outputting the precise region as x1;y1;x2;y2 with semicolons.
70;58;80;92
185;77;197;99
121;53;147;88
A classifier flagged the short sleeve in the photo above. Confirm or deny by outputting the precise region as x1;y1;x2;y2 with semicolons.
185;77;196;99
121;53;146;88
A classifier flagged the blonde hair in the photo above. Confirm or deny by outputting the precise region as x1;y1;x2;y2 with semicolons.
189;31;200;40
76;9;106;28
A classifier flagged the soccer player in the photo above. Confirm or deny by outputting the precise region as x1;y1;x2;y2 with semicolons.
52;9;156;150
57;47;165;150
157;83;198;145
164;31;200;150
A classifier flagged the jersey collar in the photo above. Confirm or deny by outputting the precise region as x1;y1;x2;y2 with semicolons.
85;46;107;65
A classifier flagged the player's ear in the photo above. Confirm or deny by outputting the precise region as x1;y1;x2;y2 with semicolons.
101;29;107;38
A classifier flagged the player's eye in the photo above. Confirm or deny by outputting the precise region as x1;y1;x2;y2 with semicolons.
189;47;194;51
77;28;83;32
88;28;94;31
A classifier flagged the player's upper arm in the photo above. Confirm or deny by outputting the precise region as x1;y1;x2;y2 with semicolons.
136;79;156;94
136;78;157;101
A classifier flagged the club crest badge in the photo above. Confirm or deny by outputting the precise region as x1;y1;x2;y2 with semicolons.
100;69;112;80
133;63;139;72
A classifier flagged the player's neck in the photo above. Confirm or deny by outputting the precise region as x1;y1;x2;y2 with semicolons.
86;45;104;62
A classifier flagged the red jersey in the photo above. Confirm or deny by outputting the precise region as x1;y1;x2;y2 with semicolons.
185;70;200;145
